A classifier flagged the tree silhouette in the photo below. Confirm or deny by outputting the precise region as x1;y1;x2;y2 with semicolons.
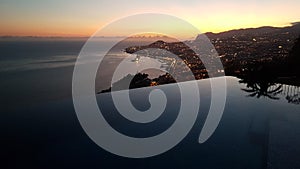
239;78;283;100
286;94;300;105
289;35;300;76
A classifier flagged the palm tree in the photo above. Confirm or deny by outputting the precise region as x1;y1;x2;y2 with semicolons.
286;94;300;104
239;78;283;100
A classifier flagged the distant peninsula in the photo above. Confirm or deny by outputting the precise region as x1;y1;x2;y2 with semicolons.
100;23;300;93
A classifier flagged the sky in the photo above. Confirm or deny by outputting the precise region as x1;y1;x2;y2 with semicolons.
0;0;300;37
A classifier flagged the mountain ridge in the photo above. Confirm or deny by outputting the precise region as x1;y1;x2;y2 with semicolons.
199;23;300;40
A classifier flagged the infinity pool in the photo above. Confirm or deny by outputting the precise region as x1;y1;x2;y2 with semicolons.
2;76;299;169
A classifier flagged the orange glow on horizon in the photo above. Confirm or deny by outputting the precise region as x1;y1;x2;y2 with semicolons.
0;1;299;38
0;22;294;38
0;17;296;38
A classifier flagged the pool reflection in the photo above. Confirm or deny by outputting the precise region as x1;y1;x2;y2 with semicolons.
238;74;300;105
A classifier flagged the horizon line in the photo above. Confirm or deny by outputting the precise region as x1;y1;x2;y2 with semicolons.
1;23;297;39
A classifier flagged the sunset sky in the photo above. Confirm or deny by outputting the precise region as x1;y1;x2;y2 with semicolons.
0;0;300;37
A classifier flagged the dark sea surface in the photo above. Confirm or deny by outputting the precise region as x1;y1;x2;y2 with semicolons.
0;38;300;169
